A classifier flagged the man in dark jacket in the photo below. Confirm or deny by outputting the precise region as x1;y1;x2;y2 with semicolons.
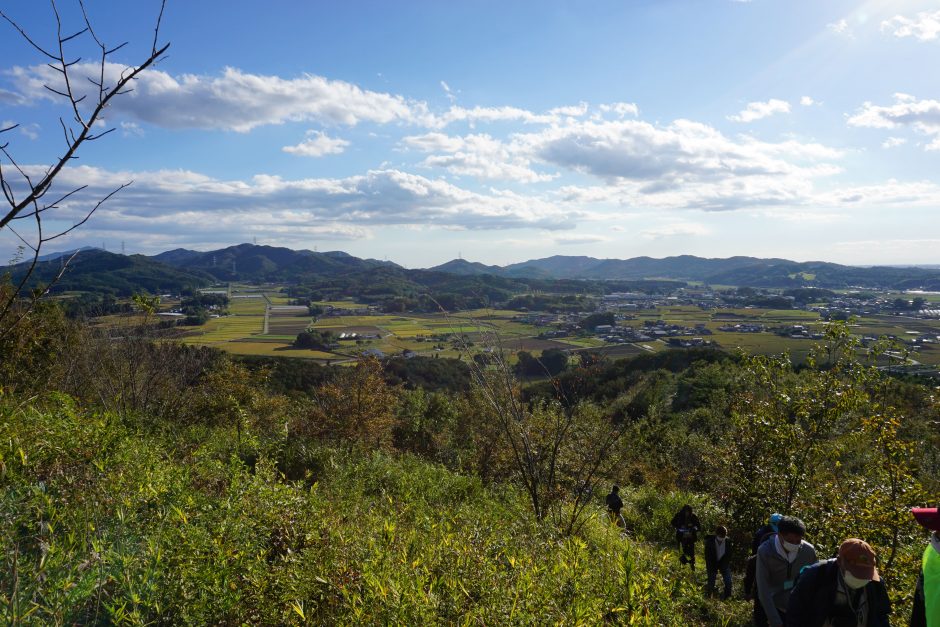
911;506;940;627
671;504;701;569
704;525;733;599
605;485;625;528
785;538;890;627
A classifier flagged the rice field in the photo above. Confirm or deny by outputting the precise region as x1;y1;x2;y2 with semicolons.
267;313;312;336
183;315;264;343
228;296;267;315
163;286;940;367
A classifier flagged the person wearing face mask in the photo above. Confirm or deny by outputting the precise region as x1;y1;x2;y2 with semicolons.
756;516;818;627
784;538;891;627
705;525;734;599
754;513;784;554
911;506;940;627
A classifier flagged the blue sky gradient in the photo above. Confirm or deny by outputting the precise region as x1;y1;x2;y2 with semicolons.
2;0;939;267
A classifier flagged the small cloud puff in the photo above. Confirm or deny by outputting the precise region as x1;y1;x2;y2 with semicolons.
282;131;350;157
882;10;940;41
828;19;853;38
728;99;791;123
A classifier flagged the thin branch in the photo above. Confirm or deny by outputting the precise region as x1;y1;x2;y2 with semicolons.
0;11;59;60
152;0;166;56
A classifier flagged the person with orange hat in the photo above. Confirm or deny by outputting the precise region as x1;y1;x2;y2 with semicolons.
911;507;940;627
784;538;891;627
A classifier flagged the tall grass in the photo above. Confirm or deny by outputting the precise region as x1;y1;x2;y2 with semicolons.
0;395;751;625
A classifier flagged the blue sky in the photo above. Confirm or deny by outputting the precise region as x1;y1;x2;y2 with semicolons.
2;0;940;267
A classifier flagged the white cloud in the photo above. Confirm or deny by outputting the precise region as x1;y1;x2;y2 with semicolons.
429;104;586;128
403;132;555;182
553;234;610;245
757;209;845;224
120;121;144;138
282;130;350;157
728;99;791;123
816;179;940;207
598;102;640;118
881;136;907;149
7;64;430;132
8;165;579;244
440;80;457;104
521;118;839;184
800;96;815;107
882;10;940;41
828;19;853;37
0;120;39;140
848;94;940;149
641;223;710;239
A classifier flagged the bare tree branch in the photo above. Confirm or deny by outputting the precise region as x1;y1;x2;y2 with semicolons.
0;1;170;335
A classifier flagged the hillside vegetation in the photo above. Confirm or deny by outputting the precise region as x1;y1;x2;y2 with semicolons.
1;297;937;624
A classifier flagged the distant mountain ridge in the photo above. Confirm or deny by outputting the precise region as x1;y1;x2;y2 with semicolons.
11;244;940;294
429;254;940;289
152;243;399;282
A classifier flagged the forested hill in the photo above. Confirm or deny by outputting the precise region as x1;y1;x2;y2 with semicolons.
432;254;940;289
9;244;940;294
8;249;215;296
152;243;400;282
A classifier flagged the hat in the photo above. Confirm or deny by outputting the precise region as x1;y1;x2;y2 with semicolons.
838;539;879;582
912;507;940;532
769;512;783;525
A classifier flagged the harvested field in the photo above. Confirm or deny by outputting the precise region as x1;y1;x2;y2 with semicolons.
500;338;577;351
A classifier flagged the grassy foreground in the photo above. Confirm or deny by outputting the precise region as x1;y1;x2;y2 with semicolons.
0;395;750;625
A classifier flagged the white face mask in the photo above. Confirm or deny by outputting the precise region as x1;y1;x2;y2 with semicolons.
842;570;871;589
782;539;801;552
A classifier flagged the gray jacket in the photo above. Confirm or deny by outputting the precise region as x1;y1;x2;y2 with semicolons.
755;537;817;626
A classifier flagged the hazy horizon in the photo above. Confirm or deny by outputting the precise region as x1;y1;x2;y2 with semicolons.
3;1;940;267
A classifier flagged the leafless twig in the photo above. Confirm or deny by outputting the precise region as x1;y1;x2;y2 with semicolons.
0;0;169;338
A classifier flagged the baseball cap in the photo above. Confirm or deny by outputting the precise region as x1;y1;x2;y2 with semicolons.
838;538;880;582
912;507;940;531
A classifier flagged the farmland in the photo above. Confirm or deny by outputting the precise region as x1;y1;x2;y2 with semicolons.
172;286;940;370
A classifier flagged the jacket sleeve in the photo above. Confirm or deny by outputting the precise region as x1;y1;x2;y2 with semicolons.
784;564;818;626
703;536;715;566
871;580;892;627
743;555;756;597
756;552;783;626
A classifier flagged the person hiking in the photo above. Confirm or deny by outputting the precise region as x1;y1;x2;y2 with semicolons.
605;484;625;528
785;538;890;627
671;504;701;569
754;512;784;554
704;525;733;599
746;529;779;625
911;506;940;627
755;515;817;627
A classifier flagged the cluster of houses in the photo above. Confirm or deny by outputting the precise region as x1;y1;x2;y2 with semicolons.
594;320;713;344
776;324;824;340
321;305;379;317
717;322;764;333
